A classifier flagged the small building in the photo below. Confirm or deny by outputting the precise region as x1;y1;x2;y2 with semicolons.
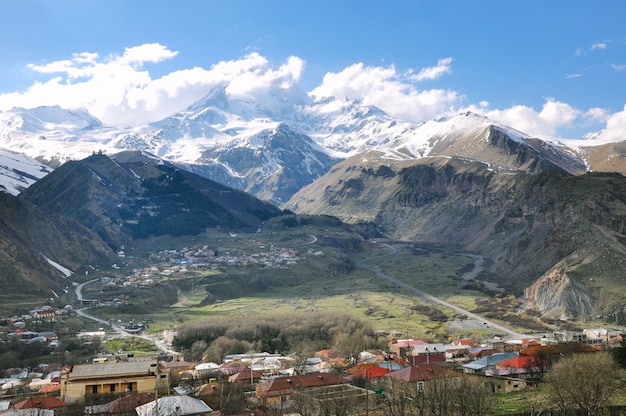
408;343;446;365
462;352;519;375
229;370;263;384
483;375;529;394
11;397;66;411
384;364;462;398
255;373;345;409
485;355;550;380
389;339;427;358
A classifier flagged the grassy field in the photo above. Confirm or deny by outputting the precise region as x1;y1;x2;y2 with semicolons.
76;220;545;343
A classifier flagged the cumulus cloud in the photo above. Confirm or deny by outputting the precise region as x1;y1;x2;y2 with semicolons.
0;45;622;142
585;105;626;143
461;98;612;139
310;59;459;122
0;44;306;126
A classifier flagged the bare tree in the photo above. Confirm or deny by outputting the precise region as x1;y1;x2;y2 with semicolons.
544;351;622;414
382;381;415;416
384;375;495;416
453;377;496;416
292;385;366;416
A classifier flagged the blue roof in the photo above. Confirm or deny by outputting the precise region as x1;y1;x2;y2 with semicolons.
378;361;403;371
462;352;519;370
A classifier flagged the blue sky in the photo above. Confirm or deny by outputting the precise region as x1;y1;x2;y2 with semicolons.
0;0;625;140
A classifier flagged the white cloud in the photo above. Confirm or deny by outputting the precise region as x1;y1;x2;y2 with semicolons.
611;64;626;72
409;57;453;81
0;45;307;126
586;105;626;143
118;44;178;65
310;60;459;122
463;98;582;137
1;45;622;143
591;42;607;51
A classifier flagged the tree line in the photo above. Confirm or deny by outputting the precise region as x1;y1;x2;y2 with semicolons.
172;311;385;362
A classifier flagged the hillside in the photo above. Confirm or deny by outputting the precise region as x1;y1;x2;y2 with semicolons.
0;191;116;302
19;151;283;251
285;153;626;323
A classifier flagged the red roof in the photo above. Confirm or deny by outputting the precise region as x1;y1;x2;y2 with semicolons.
496;355;549;369
385;364;460;383
351;367;390;379
230;370;264;382
13;396;67;409
38;384;61;394
345;363;380;375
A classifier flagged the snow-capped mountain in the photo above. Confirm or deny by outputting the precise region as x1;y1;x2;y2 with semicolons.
0;86;620;201
0;105;118;166
0;148;52;195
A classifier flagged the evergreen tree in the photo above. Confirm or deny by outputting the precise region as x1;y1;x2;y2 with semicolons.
612;333;626;368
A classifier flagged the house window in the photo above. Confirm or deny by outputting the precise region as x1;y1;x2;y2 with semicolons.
92;385;98;394
416;381;424;392
110;384;116;393
127;383;134;392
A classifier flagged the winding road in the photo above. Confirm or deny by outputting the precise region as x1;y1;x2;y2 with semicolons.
74;279;179;357
358;243;526;339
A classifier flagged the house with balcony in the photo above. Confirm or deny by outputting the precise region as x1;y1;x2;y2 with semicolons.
60;360;168;403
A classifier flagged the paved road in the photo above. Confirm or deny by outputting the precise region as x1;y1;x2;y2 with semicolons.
74;279;180;357
358;244;527;339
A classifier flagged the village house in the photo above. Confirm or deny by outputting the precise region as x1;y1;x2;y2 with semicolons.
61;360;168;403
462;352;519;375
383;364;462;399
255;373;345;409
344;363;391;390
485;355;550;380
484;338;505;352
389;339;427;358
407;343;446;365
11;396;67;412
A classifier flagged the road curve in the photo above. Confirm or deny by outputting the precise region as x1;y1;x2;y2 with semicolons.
357;244;526;339
74;279;179;357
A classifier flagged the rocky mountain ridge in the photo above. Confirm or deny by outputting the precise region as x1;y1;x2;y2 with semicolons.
2;92;622;204
2;92;626;323
285;152;626;322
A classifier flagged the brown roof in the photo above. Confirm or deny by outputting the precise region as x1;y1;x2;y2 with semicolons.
384;364;460;383
229;370;263;382
107;393;156;414
12;397;67;409
257;373;344;397
68;360;158;378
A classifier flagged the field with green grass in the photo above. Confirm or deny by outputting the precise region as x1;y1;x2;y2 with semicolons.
78;219;546;346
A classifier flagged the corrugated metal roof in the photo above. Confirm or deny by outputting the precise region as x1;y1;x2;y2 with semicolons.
68;361;158;378
135;396;212;416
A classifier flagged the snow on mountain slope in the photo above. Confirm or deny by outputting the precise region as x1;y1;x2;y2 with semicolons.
0;148;52;195
0;88;616;201
0;106;119;165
